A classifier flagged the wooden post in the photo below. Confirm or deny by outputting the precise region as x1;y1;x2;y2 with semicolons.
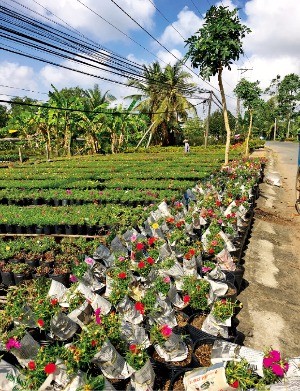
18;147;23;163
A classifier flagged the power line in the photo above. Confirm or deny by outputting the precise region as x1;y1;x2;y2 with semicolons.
5;0;144;72
145;0;186;40
0;84;49;95
74;0;170;68
0;98;200;116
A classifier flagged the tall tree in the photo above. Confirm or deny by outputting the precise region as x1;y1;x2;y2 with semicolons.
184;6;251;164
0;105;8;128
234;78;262;156
127;61;197;146
277;73;300;138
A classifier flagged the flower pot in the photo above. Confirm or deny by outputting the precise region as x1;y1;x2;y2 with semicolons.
54;225;64;235
25;259;39;268
43;225;52;235
219;282;237;302
76;224;86;235
168;368;192;391
35;227;43;235
14;272;32;285
0;271;15;286
61;199;68;206
192;338;215;367
188;312;208;331
86;225;96;236
49;272;70;287
25;225;35;234
65;225;74;235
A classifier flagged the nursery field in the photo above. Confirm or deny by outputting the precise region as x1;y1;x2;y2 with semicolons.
0;147;280;391
0;146;238;236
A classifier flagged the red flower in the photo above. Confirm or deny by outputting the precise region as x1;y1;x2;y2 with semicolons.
208;248;215;254
216;200;222;207
28;361;36;370
37;319;44;328
129;344;139;353
136;242;144;251
91;340;97;347
176;220;184;228
183;295;190;304
221;299;227;304
166;217;175;224
148;237;156;246
184;252;192;260
44;363;57;375
50;298;58;306
146;257;155;265
189;249;196;256
135;302;145;315
230;380;239;388
138;261;145;269
118;272;127;279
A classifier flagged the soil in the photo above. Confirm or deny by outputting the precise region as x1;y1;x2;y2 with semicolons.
175;311;188;327
194;343;213;367
189;314;207;329
162;375;185;391
237;143;300;357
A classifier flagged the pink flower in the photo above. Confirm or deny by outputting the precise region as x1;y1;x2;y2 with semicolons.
5;338;21;350
85;257;94;266
69;274;78;283
202;266;212;273
163;276;171;283
118;256;125;261
271;363;285;377
263;357;274;368
66;189;72;195
161;325;172;337
211;240;218;247
95;308;102;325
130;234;137;242
269;350;281;362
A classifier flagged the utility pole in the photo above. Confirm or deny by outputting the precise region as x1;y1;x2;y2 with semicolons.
236;68;253;132
204;91;212;148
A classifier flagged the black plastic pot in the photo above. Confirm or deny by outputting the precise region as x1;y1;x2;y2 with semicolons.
14;272;32;285
49;272;70;287
0;271;15;286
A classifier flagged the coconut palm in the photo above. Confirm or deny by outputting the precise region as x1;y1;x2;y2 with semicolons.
127;61;197;146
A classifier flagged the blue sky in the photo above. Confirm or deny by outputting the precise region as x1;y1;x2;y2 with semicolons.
0;0;299;114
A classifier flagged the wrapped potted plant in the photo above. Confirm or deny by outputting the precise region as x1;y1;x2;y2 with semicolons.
125;344;155;390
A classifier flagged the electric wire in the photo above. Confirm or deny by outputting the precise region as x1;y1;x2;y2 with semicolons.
145;0;186;40
5;0;144;72
0;84;48;95
0;98;205;116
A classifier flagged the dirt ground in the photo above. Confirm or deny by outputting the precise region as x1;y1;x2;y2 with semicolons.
237;145;300;358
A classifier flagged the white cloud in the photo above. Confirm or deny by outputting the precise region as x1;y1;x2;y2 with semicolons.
159;7;203;46
244;0;300;59
16;0;156;43
156;49;183;66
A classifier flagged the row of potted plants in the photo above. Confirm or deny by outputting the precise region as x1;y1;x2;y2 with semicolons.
1;156;286;390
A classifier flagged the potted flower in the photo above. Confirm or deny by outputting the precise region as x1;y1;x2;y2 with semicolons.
33;265;51;279
11;262;32;285
0;260;15;286
262;348;289;385
182;276;210;312
49;263;71;286
225;358;260;389
125;344;155;390
211;299;240;323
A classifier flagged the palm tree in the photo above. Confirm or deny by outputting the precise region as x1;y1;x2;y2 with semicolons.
127;61;197;146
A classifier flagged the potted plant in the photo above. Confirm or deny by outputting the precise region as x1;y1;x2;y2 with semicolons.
182;276;210;312
11;262;32;285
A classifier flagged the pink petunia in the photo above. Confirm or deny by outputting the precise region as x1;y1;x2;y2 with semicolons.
85;257;95;266
263;357;274;368
163;276;171;283
161;325;172;337
5;338;21;350
271;363;285;377
69;274;78;283
269;350;281;362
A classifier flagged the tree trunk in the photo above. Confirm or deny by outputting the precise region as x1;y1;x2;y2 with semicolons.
245;110;253;157
218;67;231;165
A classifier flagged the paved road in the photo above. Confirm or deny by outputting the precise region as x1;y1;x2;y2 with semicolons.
237;143;300;357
